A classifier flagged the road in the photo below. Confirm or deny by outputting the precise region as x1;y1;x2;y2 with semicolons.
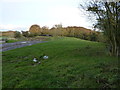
0;41;47;52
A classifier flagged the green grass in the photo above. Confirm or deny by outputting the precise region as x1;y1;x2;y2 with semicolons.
2;37;119;88
6;39;19;43
0;36;19;43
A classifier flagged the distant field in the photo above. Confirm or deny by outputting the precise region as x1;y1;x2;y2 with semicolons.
0;36;19;43
2;37;118;88
0;36;53;44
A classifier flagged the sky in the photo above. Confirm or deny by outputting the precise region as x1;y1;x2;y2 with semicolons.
0;0;95;31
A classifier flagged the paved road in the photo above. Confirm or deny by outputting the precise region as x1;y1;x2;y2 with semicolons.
0;41;47;52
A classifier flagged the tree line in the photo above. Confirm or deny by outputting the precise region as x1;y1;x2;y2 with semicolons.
14;24;104;42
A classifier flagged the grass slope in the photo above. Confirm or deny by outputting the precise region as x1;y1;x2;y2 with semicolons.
2;37;118;88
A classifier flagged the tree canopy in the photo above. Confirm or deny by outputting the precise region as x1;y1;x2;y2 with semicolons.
29;24;41;35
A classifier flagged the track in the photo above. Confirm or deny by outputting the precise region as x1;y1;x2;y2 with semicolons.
0;41;47;52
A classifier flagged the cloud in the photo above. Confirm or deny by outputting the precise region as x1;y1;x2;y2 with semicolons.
1;0;33;2
47;6;92;28
0;24;29;31
1;0;60;3
0;0;94;31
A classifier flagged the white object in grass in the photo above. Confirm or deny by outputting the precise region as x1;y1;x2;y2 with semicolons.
38;61;41;64
33;58;37;62
43;56;48;59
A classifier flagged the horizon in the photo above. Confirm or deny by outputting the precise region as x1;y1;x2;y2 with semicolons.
0;25;94;32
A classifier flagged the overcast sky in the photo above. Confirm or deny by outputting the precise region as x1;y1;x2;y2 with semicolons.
0;0;95;31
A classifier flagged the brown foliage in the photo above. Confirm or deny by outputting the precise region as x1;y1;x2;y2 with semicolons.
1;31;15;37
29;24;41;35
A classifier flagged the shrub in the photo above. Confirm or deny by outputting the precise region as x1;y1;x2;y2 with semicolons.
22;31;29;37
14;31;21;38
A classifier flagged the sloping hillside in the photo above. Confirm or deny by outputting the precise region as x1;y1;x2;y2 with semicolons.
2;37;118;88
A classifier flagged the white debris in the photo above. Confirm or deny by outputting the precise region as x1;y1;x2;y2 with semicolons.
38;61;41;64
33;58;37;62
43;56;48;59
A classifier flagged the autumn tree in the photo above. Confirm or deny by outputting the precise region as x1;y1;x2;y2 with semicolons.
55;24;63;36
29;24;41;36
50;24;63;36
41;26;49;35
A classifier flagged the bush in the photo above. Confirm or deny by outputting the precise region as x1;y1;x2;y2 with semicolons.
28;33;35;37
14;31;21;38
22;31;29;37
89;32;98;41
1;38;8;42
97;33;106;42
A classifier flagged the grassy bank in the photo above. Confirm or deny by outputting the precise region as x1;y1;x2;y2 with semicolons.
5;39;19;43
2;37;118;88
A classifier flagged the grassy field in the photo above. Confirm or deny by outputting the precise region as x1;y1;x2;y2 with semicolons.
5;39;20;43
0;36;52;44
2;37;118;88
0;36;19;43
